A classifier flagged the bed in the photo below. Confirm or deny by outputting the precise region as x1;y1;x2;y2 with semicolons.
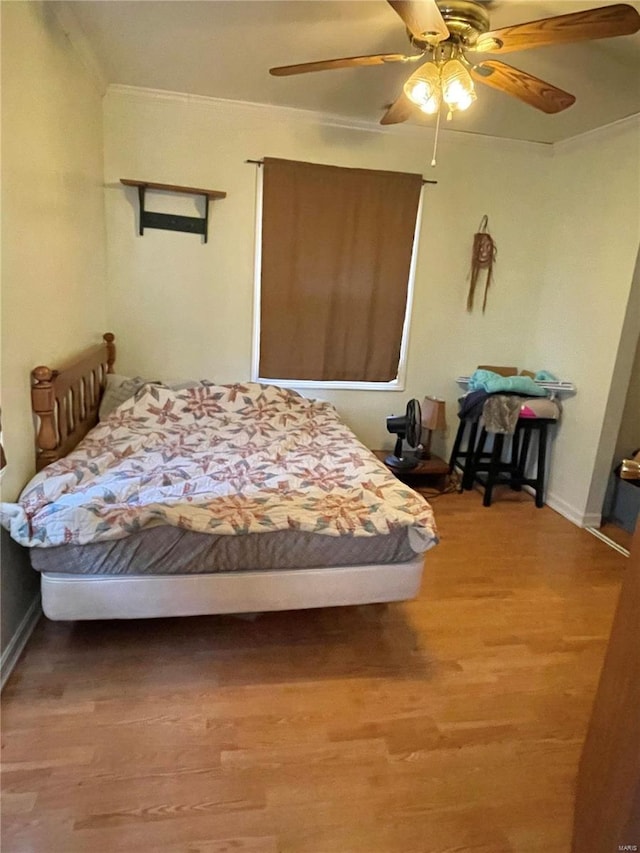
2;334;438;620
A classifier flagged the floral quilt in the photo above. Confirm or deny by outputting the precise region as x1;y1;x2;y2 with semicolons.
1;383;438;551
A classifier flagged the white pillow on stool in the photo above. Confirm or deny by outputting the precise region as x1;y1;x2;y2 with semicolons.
520;398;560;419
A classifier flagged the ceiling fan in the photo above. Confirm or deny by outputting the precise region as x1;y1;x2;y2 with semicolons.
269;0;640;124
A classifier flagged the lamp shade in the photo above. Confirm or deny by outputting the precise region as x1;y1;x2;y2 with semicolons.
440;59;476;113
422;396;447;432
404;62;441;110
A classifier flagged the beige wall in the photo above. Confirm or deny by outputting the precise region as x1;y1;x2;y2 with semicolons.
526;118;640;525
1;1;107;656
104;89;640;526
103;87;552;459
1;50;631;538
1;1;108;500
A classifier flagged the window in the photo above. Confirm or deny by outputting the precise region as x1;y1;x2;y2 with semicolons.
252;158;424;390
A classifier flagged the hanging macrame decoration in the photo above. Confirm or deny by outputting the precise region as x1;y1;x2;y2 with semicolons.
467;215;497;313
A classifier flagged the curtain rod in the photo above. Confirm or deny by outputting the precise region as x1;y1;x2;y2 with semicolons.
245;159;437;185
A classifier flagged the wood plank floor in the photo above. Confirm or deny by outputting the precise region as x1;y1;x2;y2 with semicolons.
1;492;626;853
599;520;634;551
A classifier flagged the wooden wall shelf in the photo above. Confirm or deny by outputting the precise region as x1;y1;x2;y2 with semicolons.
120;179;226;243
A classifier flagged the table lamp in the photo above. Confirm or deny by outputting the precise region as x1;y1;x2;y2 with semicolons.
420;396;447;459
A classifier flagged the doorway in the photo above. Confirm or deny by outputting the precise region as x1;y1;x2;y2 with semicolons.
600;330;640;551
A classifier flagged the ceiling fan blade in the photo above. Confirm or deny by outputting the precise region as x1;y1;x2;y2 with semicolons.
473;4;640;54
270;54;411;76
471;60;576;113
380;93;415;125
387;0;449;43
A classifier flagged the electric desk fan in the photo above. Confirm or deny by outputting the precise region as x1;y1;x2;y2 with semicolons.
385;398;422;470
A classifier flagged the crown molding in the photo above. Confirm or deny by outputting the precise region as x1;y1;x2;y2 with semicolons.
107;84;638;155
105;84;552;153
553;112;640;153
52;2;107;96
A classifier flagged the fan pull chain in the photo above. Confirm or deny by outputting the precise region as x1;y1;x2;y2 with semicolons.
431;108;442;167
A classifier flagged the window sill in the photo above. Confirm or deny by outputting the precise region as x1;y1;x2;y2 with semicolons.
254;376;405;392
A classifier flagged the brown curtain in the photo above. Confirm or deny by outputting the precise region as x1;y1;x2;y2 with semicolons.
259;158;423;382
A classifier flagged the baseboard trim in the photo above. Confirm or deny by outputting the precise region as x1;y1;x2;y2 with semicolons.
581;511;604;528
585;527;630;558
1;595;42;691
544;491;599;528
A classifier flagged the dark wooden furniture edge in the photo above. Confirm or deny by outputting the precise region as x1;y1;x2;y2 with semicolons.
373;449;448;473
31;333;115;471
572;521;640;850
373;450;449;491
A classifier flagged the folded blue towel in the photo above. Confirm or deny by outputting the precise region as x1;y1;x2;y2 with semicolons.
468;369;548;397
534;370;558;382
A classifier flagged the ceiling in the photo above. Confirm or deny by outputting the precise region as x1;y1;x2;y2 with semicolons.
67;0;640;143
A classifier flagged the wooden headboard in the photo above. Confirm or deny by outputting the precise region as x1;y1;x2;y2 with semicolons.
31;333;116;471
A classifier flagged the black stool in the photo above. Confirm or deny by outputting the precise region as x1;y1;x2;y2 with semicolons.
449;416;482;491
471;418;556;507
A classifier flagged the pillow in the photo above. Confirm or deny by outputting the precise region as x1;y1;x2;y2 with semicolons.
99;376;216;420
164;379;215;392
519;398;560;420
99;375;157;421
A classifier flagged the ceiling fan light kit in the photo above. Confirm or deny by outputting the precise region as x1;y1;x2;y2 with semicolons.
269;0;640;130
440;57;476;116
404;49;477;119
405;61;441;113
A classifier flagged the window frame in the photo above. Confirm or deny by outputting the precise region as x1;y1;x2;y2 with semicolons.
250;167;425;391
